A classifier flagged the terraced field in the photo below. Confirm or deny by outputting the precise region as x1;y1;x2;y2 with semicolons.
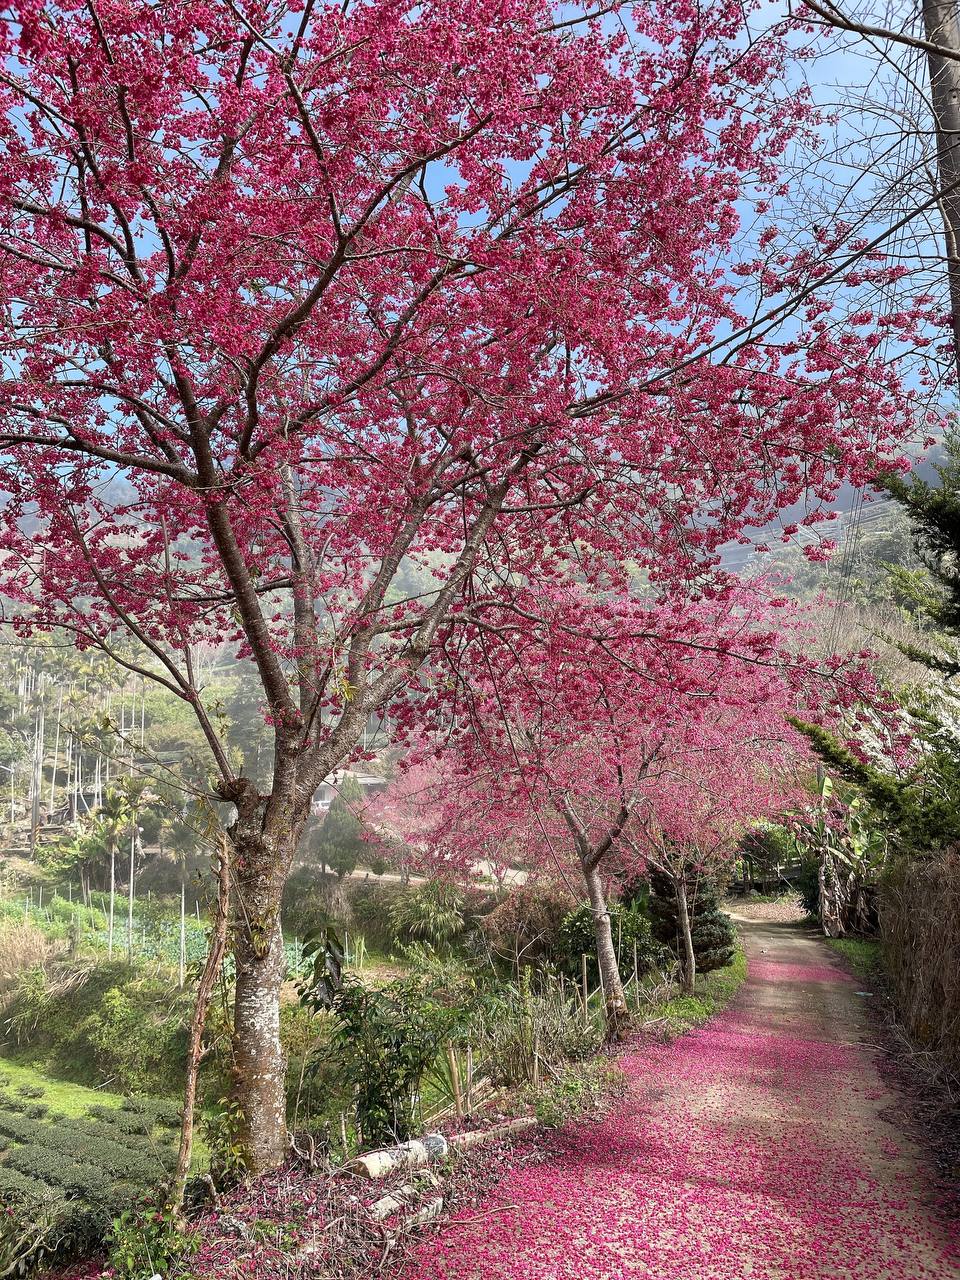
0;1070;179;1265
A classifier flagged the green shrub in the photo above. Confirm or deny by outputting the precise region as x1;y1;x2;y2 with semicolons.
0;1095;176;1270
480;881;579;969
343;880;405;951
649;870;737;975
532;1059;622;1128
15;1083;44;1099
559;902;668;985
5;962;191;1096
388;881;466;951
0;1187;60;1278
281;866;344;938
201;1097;246;1188
307;974;463;1147
107;1192;196;1280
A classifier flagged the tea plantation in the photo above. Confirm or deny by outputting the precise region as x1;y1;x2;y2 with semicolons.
0;1081;179;1265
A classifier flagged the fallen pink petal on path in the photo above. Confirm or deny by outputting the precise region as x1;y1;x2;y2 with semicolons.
404;919;960;1280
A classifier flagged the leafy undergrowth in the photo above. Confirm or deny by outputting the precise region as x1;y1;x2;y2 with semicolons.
54;1056;625;1280
637;945;747;1039
527;1058;625;1130
57;1118;558;1280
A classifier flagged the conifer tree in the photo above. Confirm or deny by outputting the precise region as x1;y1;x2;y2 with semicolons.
648;867;736;983
312;777;366;881
793;435;960;853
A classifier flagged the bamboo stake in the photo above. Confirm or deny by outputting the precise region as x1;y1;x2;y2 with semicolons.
633;939;639;1009
581;952;589;1026
127;824;136;962
178;880;186;989
108;843;116;959
47;687;62;816
446;1042;464;1121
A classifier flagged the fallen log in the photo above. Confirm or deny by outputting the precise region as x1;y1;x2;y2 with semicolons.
370;1172;440;1222
447;1116;538;1151
344;1132;448;1180
345;1114;539;1180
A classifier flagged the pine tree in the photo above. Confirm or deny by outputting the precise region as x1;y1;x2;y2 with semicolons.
648;867;736;977
793;433;960;853
311;776;366;880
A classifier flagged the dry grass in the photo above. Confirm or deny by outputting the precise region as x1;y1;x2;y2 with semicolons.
0;921;52;1002
882;853;960;1075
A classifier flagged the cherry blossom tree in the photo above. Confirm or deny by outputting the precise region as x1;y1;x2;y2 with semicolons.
379;588;814;1035
0;0;921;1163
622;725;802;994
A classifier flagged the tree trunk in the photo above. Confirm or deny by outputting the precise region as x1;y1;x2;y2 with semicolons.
819;855;843;938
232;908;288;1171
922;0;960;374
582;863;628;1039
229;806;305;1173
675;875;696;995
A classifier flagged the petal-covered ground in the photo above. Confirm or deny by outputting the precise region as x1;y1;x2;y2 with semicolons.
405;918;960;1280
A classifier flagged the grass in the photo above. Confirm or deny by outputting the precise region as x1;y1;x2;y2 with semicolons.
0;1058;123;1118
826;937;881;980
639;944;747;1037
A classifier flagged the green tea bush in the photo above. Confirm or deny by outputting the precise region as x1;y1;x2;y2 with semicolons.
0;1166;59;1205
0;1093;31;1115
5;1144;105;1200
53;1120;174;1183
0;1087;179;1273
88;1104;151;1135
15;1084;43;1099
0;1113;42;1144
118;1096;181;1129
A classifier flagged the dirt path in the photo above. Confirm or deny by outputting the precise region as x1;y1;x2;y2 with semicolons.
405;918;960;1280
